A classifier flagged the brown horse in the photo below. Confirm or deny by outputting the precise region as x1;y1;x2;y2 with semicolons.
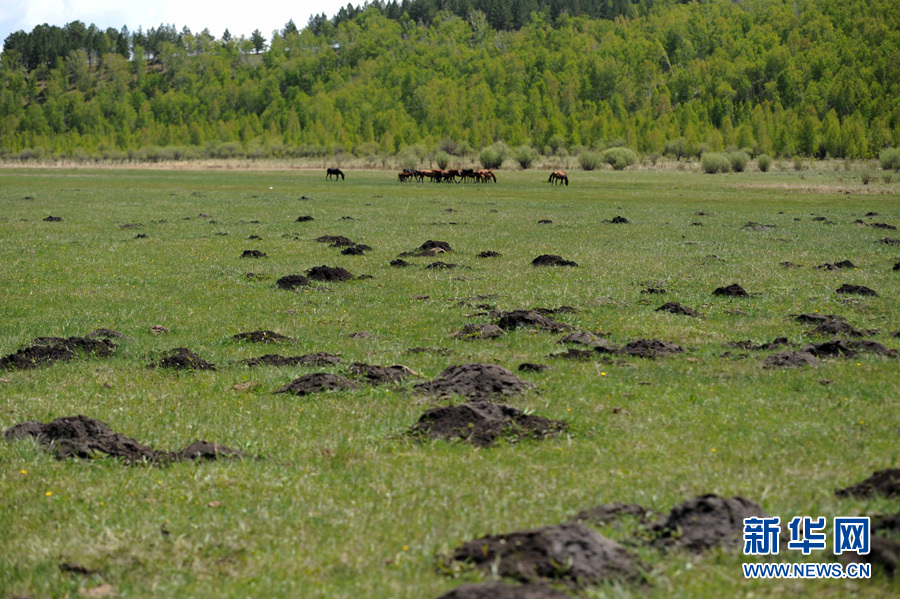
326;167;345;180
475;169;497;183
548;171;568;186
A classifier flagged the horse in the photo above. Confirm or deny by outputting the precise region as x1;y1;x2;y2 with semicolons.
326;168;345;181
548;171;568;186
399;169;415;182
475;169;497;183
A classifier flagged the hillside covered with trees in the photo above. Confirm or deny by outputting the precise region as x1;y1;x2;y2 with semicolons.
1;0;898;163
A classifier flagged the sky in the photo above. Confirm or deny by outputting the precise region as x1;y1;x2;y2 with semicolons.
0;0;354;47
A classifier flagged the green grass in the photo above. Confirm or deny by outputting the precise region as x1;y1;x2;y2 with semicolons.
1;166;899;598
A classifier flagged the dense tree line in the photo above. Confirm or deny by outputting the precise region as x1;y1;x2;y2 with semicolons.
0;0;898;162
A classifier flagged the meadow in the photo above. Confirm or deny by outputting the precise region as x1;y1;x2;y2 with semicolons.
1;165;899;598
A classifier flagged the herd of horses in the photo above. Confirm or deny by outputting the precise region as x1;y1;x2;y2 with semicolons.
325;167;568;185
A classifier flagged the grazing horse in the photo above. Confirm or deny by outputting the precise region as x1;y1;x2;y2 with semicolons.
548;171;568;186
399;169;415;182
475;169;497;183
326;168;345;180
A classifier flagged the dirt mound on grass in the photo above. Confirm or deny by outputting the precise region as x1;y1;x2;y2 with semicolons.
426;261;458;269
713;284;749;297
763;351;818;368
780;261;803;268
149;348;215;370
801;340;895;358
550;348;595;360
650;495;769;552
390;259;411;267
451;523;641;584
307;266;353;281
836;469;900;498
341;245;368;255
641;287;666;294
477;251;501;258
743;222;776;231
452;324;505;339
816;260;856;270
809;320;864;337
435;582;571;599
349;362;416;384
241;250;266;258
725;338;789;351
43;215;63;222
877;238;900;245
275;275;310;290
557;332;606;347
2;415;244;463
871;223;898;230
420;240;453;252
532;255;577;267
274;372;357;395
409;400;565;447
656;302;701;317
793;313;846;324
295;215;314;222
232;330;293;343
620;339;684;358
836;284;877;296
841;537;900;578
518;363;549;372
315;235;354;246
607;216;629;224
414;364;530;399
495;311;573;332
1;337;117;370
241;353;341;367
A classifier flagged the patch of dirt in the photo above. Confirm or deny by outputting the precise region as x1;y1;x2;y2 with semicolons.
435;582;571;599
712;284;749;297
495;311;573;333
836;469;900;498
816;260;857;270
518;363;550;372
550;348;595;360
871;223;898;230
743;222;776;231
877;238;900;245
725;338;789;351
275;275;310;290
274;372;357;395
120;223;142;229
2;415;244;463
43;215;63;222
537;219;553;224
801;339;895;358
532;255;578;267
641;287;666;294
619;339;685;358
763;351;818;368
135;233;148;239
232;330;293;343
348;362;416;384
315;235;354;246
557;332;606;347
452;324;505;339
894;262;900;271
477;251;501;258
572;503;654;526
420;240;453;252
149;325;170;335
650;494;769;552
836;284;877;296
426;261;458;269
780;261;803;268
656;302;701;317
793;313;847;324
307;266;353;282
390;259;411;267
606;216;630;224
348;331;375;339
841;536;899;578
1;337;117;370
809;320;864;337
295;215;314;222
409;400;565;447
341;246;365;255
450;522;641;584
241;352;341;367
414;363;531;399
148;348;215;370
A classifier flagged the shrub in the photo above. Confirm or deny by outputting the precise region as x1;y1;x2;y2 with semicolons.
438;138;459;155
512;145;539;169
861;172;871;185
727;150;749;172
793;156;804;171
700;152;730;174
398;151;418;170
664;137;688;161
883;174;892;184
601;147;637;170
478;142;508;169
579;150;603;171
435;151;451;169
879;147;900;172
757;154;772;172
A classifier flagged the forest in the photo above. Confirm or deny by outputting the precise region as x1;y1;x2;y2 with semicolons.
0;0;899;163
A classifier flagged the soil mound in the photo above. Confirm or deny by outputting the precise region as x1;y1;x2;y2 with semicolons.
743;222;776;231
793;313;846;324
276;275;310;290
295;215;314;222
87;328;127;339
414;363;530;399
341;245;369;255
426;261;458;269
550;348;595;360
780;261;802;268
816;260;856;270
420;240;453;252
149;348;215;370
809;320;863;337
537;219;553;224
1;336;116;370
713;284;749;297
620;339;684;358
532;255;577;267
518;363;549;372
307;265;353;282
232;330;293;343
557;332;605;347
435;582;570;599
877;238;900;245
451;523;641;584
871;223;898;230
641;287;666;294
274;372;357;395
242;352;341;367
390;259;411;267
2;415;244;463
477;251;501;258
763;351;817;368
495;311;573;332
43;215;63;222
656;302;701;317
572;503;653;526
836;284;877;296
802;339;895;358
349;362;416;384
607;216;629;224
315;235;354;246
409;400;564;447
348;331;375;339
841;537;899;578
651;495;769;552
725;338;788;351
453;324;505;339
241;250;266;258
836;469;900;498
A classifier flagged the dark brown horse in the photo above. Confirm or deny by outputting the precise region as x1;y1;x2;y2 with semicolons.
548;171;568;186
326;168;345;180
475;169;497;183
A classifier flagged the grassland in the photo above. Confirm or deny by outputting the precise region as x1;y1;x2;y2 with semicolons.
1;166;899;598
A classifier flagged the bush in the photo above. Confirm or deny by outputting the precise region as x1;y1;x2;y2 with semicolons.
757;154;772;172
579;151;603;171
879;147;900;172
398;151;418;170
727;150;749;172
435;151;451;169
478;142;508;169
793;156;804;171
512;145;539;169
700;152;730;174
438;138;459;155
883;174;892;184
601;147;637;170
861;172;871;185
